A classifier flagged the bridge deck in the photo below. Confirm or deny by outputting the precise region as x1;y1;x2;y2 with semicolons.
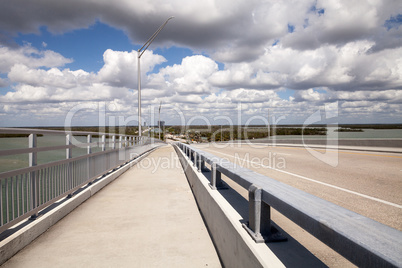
2;145;221;267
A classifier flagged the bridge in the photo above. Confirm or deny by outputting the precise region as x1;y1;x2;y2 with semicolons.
0;128;401;267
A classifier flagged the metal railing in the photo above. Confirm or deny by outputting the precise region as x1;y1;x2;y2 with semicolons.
0;128;159;233
176;142;402;268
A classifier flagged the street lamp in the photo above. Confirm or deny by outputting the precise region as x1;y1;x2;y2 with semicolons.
137;16;174;136
158;101;162;140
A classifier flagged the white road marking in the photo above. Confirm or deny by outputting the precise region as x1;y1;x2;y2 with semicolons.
275;152;292;156
205;148;402;209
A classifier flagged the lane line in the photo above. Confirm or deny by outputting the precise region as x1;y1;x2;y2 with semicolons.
203;148;402;209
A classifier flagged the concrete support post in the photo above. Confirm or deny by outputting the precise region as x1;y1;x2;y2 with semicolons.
210;162;219;190
249;185;271;236
242;184;271;243
197;155;202;172
193;152;197;168
209;162;226;190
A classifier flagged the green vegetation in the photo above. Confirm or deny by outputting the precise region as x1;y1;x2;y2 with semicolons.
335;128;363;132
168;126;327;142
0;134;43;138
338;124;402;129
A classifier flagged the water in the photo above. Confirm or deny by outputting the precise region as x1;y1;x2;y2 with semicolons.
273;128;402;140
0;135;105;173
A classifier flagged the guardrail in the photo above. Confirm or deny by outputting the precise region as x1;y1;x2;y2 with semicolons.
176;142;402;267
0;128;157;234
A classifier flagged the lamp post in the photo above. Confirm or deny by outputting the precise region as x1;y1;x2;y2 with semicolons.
158;101;162;140
267;108;270;139
137;16;174;136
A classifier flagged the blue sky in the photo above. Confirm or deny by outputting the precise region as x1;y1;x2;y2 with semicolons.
14;22;197;73
0;0;401;127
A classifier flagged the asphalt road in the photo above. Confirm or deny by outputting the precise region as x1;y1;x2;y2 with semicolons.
193;142;402;267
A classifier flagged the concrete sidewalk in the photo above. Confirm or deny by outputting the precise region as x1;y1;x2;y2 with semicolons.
2;145;221;267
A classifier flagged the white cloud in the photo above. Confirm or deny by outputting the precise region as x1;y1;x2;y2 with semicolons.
151;55;218;95
98;49;166;88
8;64;94;89
0;44;72;73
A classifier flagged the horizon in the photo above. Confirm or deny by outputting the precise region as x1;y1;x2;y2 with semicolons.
4;123;402;129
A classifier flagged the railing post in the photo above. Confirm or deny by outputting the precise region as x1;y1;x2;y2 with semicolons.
243;185;266;242
66;134;73;198
118;136;124;162
87;135;92;154
29;134;38;219
197;154;203;172
197;154;201;172
243;184;286;243
193;152;197;168
101;134;106;152
209;162;224;190
87;135;92;185
111;135;116;150
111;135;117;168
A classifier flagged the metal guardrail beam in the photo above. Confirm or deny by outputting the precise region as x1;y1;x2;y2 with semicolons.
177;143;402;267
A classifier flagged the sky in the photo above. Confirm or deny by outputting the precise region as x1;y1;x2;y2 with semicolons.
0;0;402;127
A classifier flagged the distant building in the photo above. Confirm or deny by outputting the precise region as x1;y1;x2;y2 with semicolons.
158;121;165;128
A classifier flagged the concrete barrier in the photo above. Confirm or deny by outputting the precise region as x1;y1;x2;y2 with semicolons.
174;145;285;268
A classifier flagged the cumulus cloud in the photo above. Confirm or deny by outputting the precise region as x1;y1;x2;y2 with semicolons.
8;64;94;89
0;44;72;72
151;55;218;95
98;49;166;88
